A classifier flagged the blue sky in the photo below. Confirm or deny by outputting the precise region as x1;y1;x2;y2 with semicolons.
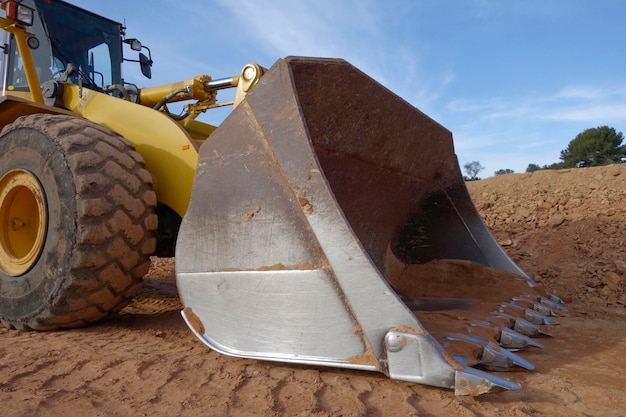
72;0;626;177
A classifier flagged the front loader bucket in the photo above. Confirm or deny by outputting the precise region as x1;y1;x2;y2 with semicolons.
176;57;562;395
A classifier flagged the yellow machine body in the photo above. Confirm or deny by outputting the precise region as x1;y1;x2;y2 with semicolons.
0;0;565;396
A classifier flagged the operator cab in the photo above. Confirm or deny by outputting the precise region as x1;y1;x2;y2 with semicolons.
0;0;149;99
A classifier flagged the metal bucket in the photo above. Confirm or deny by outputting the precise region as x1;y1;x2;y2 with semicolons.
175;57;553;394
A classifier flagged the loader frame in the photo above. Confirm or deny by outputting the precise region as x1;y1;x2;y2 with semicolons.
0;0;564;395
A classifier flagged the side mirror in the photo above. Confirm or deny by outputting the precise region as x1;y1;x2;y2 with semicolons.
123;38;153;79
139;52;152;79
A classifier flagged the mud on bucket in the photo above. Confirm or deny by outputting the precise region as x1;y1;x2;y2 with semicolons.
176;56;550;395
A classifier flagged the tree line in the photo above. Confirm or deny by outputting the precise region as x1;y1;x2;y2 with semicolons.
463;126;625;180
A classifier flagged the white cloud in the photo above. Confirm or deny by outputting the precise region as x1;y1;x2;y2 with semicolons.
537;104;626;122
214;0;380;60
446;85;626;124
555;86;605;100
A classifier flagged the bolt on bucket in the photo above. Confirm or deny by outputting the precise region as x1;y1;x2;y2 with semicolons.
175;57;561;395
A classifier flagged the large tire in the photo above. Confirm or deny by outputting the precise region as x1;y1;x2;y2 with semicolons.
0;114;157;330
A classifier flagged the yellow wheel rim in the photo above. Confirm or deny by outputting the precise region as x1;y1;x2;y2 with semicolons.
0;169;47;276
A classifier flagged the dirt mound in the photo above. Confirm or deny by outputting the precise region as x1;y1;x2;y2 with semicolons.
466;165;626;307
1;164;626;416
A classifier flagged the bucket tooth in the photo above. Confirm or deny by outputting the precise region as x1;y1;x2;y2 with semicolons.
469;322;544;349
445;335;535;371
500;303;560;326
522;294;567;313
532;294;565;309
454;367;522;395
490;313;553;337
514;319;552;337
539;296;566;310
524;308;560;326
510;297;564;317
499;327;544;349
528;301;556;317
547;293;565;304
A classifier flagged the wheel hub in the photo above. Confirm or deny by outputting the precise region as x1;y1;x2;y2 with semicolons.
0;169;47;276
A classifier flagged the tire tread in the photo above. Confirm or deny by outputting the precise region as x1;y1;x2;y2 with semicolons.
0;114;157;330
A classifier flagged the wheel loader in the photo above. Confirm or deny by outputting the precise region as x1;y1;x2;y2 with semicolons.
0;0;565;395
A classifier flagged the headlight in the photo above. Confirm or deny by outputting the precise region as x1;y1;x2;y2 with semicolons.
5;1;35;26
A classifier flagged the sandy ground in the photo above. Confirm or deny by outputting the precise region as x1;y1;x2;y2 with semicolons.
2;164;626;416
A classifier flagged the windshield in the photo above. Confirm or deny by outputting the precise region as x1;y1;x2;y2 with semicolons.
4;0;124;90
33;0;123;87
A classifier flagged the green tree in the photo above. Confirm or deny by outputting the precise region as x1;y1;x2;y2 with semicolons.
559;126;626;168
526;163;541;172
463;161;484;181
494;168;514;176
545;161;566;170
